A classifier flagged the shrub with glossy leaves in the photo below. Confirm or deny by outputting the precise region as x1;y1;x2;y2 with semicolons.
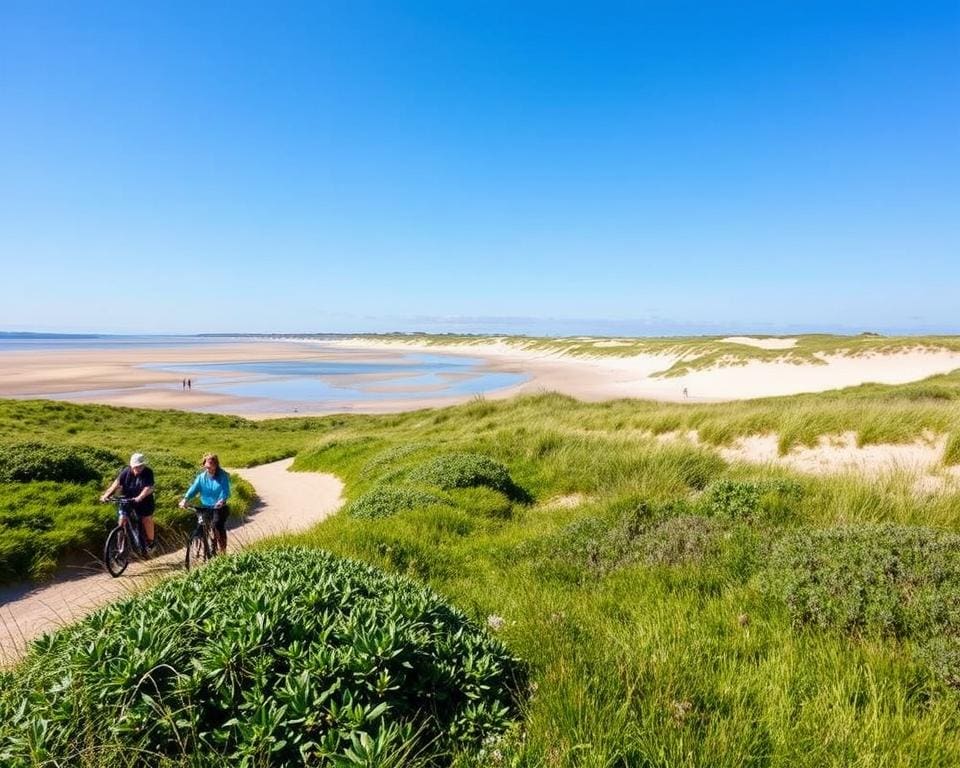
409;453;525;500
0;441;123;484
0;547;526;767
347;485;448;519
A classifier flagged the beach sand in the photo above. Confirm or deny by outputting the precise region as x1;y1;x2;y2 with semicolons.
325;337;960;404
2;337;960;416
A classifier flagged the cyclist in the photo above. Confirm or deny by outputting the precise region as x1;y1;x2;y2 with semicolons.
101;452;156;550
179;453;231;552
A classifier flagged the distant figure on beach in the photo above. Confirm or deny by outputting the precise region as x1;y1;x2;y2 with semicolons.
182;378;186;390
682;387;688;398
187;378;192;390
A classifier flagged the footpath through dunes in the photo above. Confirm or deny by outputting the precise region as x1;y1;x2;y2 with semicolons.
0;458;343;665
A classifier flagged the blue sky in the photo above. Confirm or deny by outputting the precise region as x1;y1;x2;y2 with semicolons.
1;1;957;335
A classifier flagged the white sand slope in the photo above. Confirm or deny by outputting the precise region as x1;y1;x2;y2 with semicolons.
0;459;343;666
720;336;799;349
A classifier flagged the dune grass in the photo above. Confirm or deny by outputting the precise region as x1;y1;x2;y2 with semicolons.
329;332;960;378
279;393;960;765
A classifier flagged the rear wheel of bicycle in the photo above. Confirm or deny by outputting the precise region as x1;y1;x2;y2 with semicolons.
184;529;209;571
104;526;129;577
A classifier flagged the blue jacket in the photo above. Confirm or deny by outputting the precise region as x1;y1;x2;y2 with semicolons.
183;468;231;507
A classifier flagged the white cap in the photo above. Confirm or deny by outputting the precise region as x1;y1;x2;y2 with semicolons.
130;452;147;468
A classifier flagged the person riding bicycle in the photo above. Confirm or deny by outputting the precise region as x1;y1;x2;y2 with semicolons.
101;452;156;550
179;453;231;552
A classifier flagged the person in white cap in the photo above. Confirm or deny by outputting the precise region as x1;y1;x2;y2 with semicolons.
101;452;156;550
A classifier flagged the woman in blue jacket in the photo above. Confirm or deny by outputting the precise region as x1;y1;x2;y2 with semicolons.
179;453;231;552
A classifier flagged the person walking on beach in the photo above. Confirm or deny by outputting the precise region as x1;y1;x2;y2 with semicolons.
182;378;186;390
187;378;192;390
101;453;157;550
179;453;231;552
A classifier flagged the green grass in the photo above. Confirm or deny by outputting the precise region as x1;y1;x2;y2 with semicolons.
2;366;960;764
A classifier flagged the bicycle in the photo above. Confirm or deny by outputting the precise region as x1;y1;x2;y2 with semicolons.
102;497;151;577
184;505;220;570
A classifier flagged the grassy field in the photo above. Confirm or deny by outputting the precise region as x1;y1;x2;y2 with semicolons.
2;369;960;764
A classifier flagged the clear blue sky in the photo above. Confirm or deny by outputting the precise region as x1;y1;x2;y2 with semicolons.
1;1;957;335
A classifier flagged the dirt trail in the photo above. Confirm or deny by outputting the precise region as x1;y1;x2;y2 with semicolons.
0;458;343;666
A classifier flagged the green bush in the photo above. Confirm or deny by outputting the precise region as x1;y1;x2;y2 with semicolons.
532;500;732;581
347;485;448;519
767;524;960;639
0;548;526;767
409;453;527;500
701;478;802;522
0;442;123;484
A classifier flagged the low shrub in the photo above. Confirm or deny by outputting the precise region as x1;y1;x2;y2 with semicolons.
0;547;526;767
347;485;448;519
410;453;527;500
701;478;803;522
0;442;123;484
639;515;725;566
532;500;728;580
767;524;960;639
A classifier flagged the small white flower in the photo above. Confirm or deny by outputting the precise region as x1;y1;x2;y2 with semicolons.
487;614;506;631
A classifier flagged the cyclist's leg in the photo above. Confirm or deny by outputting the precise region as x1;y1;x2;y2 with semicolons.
141;512;156;548
214;506;229;552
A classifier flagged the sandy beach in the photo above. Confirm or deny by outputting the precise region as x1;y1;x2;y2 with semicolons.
2;336;960;416
326;337;960;404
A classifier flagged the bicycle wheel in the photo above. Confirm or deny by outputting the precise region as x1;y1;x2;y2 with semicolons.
104;526;129;577
184;529;209;571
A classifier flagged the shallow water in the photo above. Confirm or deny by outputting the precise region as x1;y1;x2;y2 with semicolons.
145;353;526;410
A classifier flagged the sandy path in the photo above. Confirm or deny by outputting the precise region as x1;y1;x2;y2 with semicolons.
0;459;343;666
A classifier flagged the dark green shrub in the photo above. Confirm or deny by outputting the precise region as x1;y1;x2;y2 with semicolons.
410;453;527;500
0;548;526;767
701;478;802;522
767;524;960;638
0;442;123;484
347;485;448;519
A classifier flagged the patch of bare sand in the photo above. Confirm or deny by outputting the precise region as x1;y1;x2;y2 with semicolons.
720;336;799;350
650;428;960;493
718;432;958;493
0;459;343;666
541;493;587;509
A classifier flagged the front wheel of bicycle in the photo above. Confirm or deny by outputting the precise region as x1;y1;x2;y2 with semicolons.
184;529;209;571
104;525;129;577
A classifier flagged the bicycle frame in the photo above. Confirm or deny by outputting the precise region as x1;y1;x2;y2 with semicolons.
184;505;219;570
114;498;147;556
